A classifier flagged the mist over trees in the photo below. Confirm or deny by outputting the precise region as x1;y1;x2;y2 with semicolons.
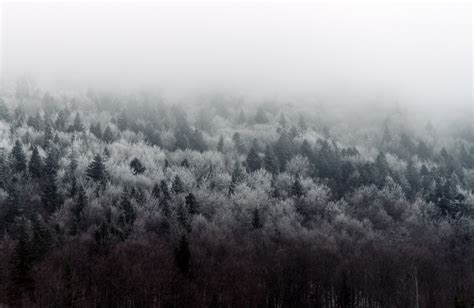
0;85;473;307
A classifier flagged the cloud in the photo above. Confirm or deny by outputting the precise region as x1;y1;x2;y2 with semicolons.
1;0;472;109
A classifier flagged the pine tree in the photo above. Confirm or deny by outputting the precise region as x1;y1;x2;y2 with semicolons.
274;131;293;172
300;139;314;161
54;111;66;131
263;145;279;174
190;129;207;152
28;146;43;179
406;159;419;200
175;235;191;275
117;110;128;131
291;175;304;198
86;154;108;185
231;161;245;185
130;157;146;175
120;187;136;225
375;152;390;185
232;132;245;153
90;122;102;139
10;140;27;174
152;183;160;199
41;150;61;215
217;135;225;152
172;175;184;194
160;180;170;201
69;177;78;198
43;123;53;148
246;146;261;172
185;193;199;215
102;125;114;143
73;113;84;132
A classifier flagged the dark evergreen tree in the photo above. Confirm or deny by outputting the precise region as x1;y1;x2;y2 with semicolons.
190;129;207;152
86;154;108;186
120;187;136;225
28;146;43;179
406;159;419;200
274;131;293;171
300;139;314;161
175;130;190;150
185;193;199;215
172;175;185;194
291;175;304;198
102;125;114;143
10;140;27;174
263;145;279;174
73;113;84;132
54;111;66;131
231;161;245;184
41;150;61;215
117;110;128;131
232;132;245;153
152;183;160;199
375;152;390;185
43;123;53;148
246;146;261;172
160;180;170;201
130;157;146;175
69;177;78;198
90;122;102;139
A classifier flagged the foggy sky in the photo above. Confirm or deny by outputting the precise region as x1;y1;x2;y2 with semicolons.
1;0;472;109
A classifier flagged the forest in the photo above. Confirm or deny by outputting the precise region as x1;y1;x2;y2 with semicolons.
0;82;473;307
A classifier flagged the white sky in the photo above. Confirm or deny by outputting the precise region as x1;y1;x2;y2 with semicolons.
0;0;472;109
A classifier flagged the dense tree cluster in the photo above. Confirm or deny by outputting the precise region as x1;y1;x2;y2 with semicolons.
0;88;473;307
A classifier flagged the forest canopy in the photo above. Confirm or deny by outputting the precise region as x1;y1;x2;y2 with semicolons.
0;85;473;307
